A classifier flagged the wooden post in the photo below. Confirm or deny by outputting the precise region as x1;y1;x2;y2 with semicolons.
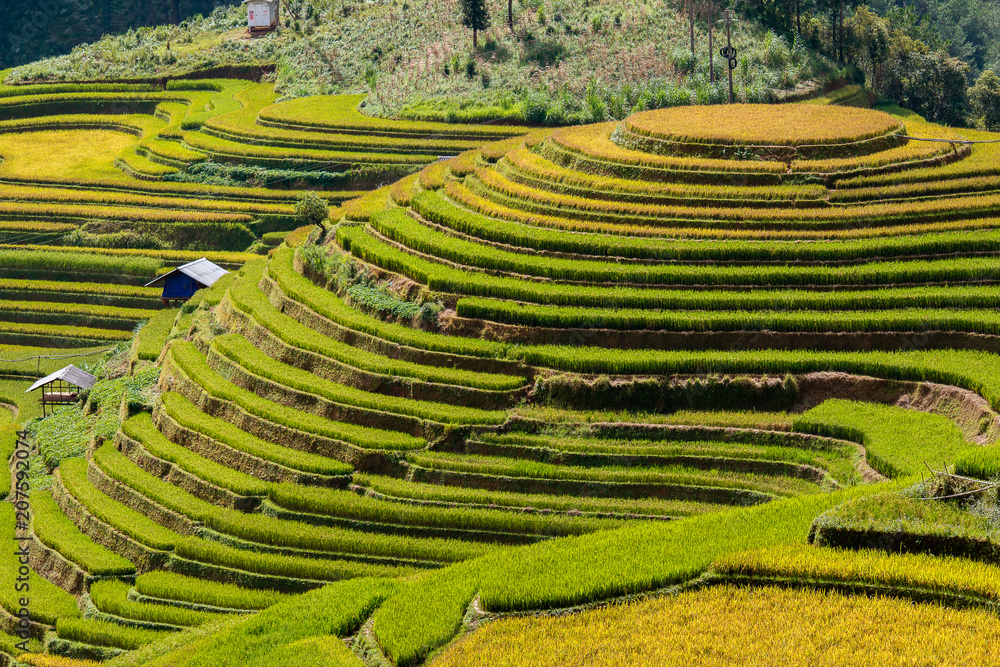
718;10;738;104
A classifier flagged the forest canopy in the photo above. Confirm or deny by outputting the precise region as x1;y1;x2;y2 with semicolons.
0;0;238;68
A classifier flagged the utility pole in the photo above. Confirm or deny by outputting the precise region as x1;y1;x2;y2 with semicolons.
717;9;740;104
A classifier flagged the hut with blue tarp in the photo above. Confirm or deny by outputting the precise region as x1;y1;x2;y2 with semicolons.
146;258;229;306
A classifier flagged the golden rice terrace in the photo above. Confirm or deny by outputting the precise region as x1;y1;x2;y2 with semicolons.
6;83;1000;667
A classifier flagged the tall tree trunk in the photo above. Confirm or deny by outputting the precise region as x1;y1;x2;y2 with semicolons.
508;0;513;30
473;27;478;48
831;4;837;59
708;0;714;83
838;0;845;61
796;0;801;35
689;0;695;57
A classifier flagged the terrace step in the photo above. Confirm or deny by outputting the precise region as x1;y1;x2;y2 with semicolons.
259;266;530;380
113;429;264;512
159;349;411;475
459;438;831;484
51;469;173;573
403;463;777;506
152;399;352;487
126;590;255;615
218;295;524;411
259;499;548;546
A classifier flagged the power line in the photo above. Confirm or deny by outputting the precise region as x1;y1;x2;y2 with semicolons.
896;134;1000;145
0;348;113;364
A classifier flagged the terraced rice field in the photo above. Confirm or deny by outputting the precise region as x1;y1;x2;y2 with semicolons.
0;77;521;351
5;82;1000;667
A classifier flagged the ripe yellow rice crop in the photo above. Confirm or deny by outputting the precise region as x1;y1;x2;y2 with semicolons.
446;179;1000;241
428;585;1000;667
501;147;826;202
17;656;101;667
472;166;1000;228
0;128;138;181
713;544;1000;602
0;183;292;215
626;104;903;147
550;123;787;174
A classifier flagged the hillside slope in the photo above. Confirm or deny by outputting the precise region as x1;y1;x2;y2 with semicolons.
5;0;834;123
0;0;237;70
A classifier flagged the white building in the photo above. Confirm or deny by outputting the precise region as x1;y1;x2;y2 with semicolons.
243;0;280;32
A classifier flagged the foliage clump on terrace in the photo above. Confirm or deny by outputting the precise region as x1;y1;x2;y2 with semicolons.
299;241;443;327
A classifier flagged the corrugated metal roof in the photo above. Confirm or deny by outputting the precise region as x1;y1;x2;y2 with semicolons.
242;0;279;4
145;258;229;289
26;365;98;393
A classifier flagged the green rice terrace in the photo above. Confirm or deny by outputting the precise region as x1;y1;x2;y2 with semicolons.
4;70;1000;667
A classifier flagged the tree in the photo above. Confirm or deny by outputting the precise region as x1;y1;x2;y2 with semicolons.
689;0;695;57
294;191;330;236
845;6;891;93
460;0;490;48
970;69;1000;130
838;0;844;60
889;40;969;126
